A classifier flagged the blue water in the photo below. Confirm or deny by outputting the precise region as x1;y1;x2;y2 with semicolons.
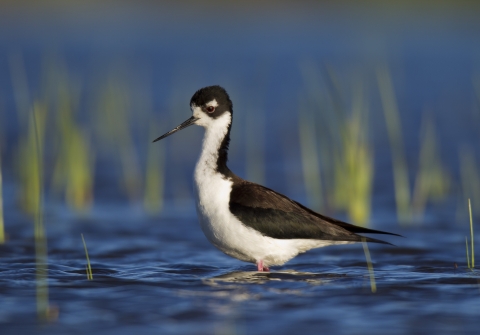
1;3;480;334
1;207;479;334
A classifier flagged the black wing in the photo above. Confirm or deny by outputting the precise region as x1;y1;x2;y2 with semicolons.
229;180;399;244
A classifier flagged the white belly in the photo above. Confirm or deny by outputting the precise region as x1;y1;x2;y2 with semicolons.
193;168;348;267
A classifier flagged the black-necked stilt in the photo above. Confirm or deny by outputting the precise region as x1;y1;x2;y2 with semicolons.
154;85;398;272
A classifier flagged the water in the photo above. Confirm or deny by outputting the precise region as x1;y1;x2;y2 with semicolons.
1;207;479;334
1;2;480;334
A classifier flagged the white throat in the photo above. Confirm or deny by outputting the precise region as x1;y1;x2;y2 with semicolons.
193;112;232;178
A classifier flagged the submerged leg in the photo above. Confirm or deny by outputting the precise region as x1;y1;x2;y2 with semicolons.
257;260;270;272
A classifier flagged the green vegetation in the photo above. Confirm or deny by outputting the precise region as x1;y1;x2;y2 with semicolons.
144;121;165;213
332;79;373;226
298;62;452;227
378;65;450;224
31;104;50;320
299;63;374;225
460;149;480;217
467;199;474;268
49;64;94;212
11;53;167;213
412;114;450;218
377;65;411;223
362;238;377;293
96;68;142;202
81;234;93;280
17;103;47;215
8;54;170;319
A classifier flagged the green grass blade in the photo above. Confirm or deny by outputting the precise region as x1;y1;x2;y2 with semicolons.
81;233;93;280
362;238;377;293
469;199;474;268
32;104;50;320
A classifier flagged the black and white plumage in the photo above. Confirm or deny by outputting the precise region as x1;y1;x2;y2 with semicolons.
154;85;398;271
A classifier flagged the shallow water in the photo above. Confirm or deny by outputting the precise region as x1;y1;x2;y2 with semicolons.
1;205;479;335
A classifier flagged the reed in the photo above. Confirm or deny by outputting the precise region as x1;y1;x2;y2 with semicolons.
81;234;93;280
333;78;373;226
298;63;375;223
144;121;165;213
362;238;377;293
10;54;52;317
95;70;141;202
460;148;480;217
412;113;450;218
52;77;94;212
17;103;47;214
468;199;474;268
377;64;411;223
31;103;50;320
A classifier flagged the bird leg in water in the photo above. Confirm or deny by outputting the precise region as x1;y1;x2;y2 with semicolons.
257;260;270;272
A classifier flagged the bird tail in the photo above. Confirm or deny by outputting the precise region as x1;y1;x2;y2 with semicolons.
358;235;395;246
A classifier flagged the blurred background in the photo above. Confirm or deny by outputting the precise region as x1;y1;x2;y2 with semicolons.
2;0;479;227
1;1;480;333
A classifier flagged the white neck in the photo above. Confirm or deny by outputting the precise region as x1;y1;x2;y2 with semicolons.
194;112;232;179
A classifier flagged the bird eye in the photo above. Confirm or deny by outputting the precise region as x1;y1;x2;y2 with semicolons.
206;106;215;113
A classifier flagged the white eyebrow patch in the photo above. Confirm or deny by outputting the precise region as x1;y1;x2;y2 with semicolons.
206;99;218;108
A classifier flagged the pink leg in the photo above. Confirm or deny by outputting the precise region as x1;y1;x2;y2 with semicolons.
257;260;270;272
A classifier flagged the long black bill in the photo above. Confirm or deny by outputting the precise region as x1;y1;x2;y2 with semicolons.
152;116;199;143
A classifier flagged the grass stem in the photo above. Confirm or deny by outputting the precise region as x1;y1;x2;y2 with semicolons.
469;198;474;268
81;233;93;280
32;104;50;320
362;238;377;293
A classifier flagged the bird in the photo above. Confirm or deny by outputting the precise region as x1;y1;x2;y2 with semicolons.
153;85;399;272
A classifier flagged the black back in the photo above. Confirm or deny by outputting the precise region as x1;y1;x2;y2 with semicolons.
229;177;400;243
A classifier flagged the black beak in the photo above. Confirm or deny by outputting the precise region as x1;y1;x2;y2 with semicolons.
152;116;199;143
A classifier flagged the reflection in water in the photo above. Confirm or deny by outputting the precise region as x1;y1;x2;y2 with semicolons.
205;269;346;285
